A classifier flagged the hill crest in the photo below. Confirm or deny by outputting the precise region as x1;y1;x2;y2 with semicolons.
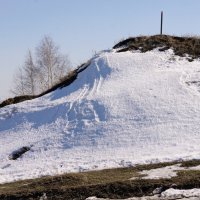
1;35;200;108
114;35;200;60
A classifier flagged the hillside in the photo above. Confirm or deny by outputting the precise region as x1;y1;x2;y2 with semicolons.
1;35;200;184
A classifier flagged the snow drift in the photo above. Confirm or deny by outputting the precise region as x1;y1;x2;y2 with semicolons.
1;47;200;183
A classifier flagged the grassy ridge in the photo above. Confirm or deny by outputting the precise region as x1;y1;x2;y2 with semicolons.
1;160;200;199
113;35;200;60
0;61;90;109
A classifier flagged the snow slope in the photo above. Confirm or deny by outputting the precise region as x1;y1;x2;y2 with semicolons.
1;49;200;183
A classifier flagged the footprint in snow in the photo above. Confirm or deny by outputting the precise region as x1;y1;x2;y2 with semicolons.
1;164;11;169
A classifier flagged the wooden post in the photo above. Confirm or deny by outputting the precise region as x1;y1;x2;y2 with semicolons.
160;11;163;35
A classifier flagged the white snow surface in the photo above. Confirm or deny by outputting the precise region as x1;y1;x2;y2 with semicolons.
161;188;200;199
131;164;200;180
131;164;182;180
86;188;200;199
1;49;200;183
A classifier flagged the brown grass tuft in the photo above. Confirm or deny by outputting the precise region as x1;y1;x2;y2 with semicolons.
113;35;200;59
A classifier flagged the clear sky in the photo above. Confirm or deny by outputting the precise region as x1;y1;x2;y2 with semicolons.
1;0;200;100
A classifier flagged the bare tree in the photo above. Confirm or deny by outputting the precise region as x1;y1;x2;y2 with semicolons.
23;50;37;95
11;36;71;96
54;54;71;81
11;50;37;96
36;36;71;89
11;67;26;96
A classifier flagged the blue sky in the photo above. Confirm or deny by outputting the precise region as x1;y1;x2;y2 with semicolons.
1;0;200;99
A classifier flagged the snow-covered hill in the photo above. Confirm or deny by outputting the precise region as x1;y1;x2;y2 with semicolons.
1;48;200;183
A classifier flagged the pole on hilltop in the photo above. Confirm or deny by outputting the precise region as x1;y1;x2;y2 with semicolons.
160;11;163;35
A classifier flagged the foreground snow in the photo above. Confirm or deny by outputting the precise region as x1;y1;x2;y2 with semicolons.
1;49;200;183
86;188;200;199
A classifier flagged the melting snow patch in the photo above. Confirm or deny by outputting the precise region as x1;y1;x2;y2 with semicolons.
135;164;182;179
131;164;200;180
161;188;200;199
86;189;200;199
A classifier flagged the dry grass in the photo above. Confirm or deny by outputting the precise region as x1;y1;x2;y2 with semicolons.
0;95;35;108
180;159;200;168
113;34;200;60
0;62;91;109
1;160;200;199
